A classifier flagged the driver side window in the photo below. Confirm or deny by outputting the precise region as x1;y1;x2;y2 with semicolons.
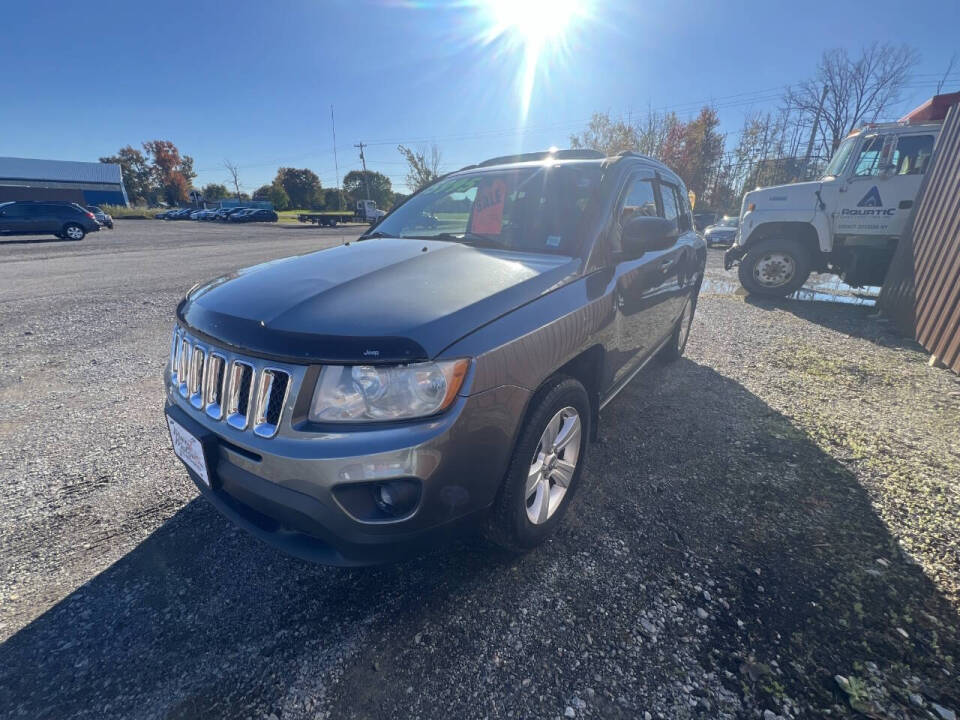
612;177;658;253
853;136;886;177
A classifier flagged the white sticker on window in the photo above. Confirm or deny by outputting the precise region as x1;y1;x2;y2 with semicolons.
546;235;561;247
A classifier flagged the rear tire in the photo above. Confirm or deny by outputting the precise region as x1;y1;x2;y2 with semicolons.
62;224;85;241
738;238;811;297
485;377;591;552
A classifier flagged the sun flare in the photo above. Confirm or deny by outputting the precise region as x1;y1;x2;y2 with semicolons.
478;0;590;121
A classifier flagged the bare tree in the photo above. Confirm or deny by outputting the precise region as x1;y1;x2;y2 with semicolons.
569;112;638;155
786;43;919;155
635;108;681;159
397;144;442;192
224;159;242;200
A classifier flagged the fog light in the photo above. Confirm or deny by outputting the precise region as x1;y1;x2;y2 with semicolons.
373;479;420;517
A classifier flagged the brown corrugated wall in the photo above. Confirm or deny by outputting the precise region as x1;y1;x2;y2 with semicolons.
879;103;960;374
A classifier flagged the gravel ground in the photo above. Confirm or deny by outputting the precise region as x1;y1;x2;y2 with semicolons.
0;223;957;720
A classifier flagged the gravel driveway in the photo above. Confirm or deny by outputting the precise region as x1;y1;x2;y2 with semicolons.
0;223;957;719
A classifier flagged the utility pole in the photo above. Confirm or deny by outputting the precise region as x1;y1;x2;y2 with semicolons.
354;142;371;202
804;85;829;172
331;105;343;210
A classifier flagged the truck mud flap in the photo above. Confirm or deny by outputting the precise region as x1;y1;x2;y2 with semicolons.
724;245;747;271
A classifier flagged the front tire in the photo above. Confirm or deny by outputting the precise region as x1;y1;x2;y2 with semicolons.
62;223;86;241
485;377;591;552
659;295;696;363
738;238;811;297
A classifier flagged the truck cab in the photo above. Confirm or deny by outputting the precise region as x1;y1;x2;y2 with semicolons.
725;93;956;296
356;199;386;222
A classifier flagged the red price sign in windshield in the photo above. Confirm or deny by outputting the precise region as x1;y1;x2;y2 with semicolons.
471;179;508;235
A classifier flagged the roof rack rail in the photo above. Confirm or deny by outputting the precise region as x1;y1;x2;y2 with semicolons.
476;148;605;167
612;150;657;162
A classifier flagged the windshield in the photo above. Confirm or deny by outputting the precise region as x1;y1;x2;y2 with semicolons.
822;136;857;178
370;164;602;255
716;217;738;227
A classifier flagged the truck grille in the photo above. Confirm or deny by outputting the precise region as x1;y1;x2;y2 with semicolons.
169;327;293;438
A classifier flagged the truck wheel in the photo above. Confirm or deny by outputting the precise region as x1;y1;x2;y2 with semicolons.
485;377;590;552
328;218;337;227
738;238;811;297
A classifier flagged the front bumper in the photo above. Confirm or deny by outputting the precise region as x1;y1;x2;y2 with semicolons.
705;234;735;246
164;380;529;565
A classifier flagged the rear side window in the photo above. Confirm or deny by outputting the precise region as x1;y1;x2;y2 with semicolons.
660;182;680;232
1;203;29;218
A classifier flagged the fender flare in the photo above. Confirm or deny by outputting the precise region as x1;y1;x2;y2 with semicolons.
742;220;828;256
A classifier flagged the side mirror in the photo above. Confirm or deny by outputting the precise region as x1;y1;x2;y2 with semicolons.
621;216;677;258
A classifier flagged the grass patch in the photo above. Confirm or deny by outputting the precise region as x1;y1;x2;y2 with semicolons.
99;205;165;219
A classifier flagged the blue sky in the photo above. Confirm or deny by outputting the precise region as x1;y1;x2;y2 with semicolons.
2;0;958;194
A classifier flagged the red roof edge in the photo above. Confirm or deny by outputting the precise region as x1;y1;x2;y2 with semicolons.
899;91;960;123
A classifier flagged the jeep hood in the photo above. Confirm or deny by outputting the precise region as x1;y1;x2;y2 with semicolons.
178;237;579;363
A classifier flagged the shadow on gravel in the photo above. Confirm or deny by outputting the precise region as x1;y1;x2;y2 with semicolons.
1;359;957;719
0;236;79;245
744;294;922;350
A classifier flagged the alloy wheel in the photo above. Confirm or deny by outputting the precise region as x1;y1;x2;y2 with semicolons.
525;406;581;525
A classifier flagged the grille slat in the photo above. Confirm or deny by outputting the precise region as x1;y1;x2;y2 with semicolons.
170;329;292;438
252;369;290;438
189;347;206;409
177;338;191;397
204;354;227;419
226;361;254;430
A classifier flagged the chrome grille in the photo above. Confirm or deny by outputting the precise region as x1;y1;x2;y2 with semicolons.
226;361;254;430
203;354;226;419
168;328;294;438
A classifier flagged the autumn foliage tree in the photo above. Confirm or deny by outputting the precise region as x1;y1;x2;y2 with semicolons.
100;140;195;205
143;140;196;205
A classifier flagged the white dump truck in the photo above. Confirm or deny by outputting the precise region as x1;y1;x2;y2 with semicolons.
725;92;959;296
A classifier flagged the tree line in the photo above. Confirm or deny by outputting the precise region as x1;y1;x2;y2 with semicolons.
569;42;923;213
100;142;408;211
101;43;928;214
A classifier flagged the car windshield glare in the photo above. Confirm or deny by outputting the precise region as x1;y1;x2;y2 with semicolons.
371;164;602;255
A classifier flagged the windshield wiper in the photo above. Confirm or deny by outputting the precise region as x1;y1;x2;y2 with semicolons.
410;232;507;248
360;230;392;240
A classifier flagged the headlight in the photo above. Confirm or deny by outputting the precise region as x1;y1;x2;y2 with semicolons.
309;359;469;423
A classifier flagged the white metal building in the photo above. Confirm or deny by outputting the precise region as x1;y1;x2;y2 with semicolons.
0;156;128;206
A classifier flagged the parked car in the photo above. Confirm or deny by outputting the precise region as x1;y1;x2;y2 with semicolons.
86;205;114;229
164;148;705;565
703;216;739;247
216;207;249;222
225;208;256;222
693;211;720;233
229;208;278;223
0;201;100;240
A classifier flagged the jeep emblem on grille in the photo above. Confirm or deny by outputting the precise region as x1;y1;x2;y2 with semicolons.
363;349;380;357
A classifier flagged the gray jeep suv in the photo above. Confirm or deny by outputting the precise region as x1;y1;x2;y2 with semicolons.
164;149;706;565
